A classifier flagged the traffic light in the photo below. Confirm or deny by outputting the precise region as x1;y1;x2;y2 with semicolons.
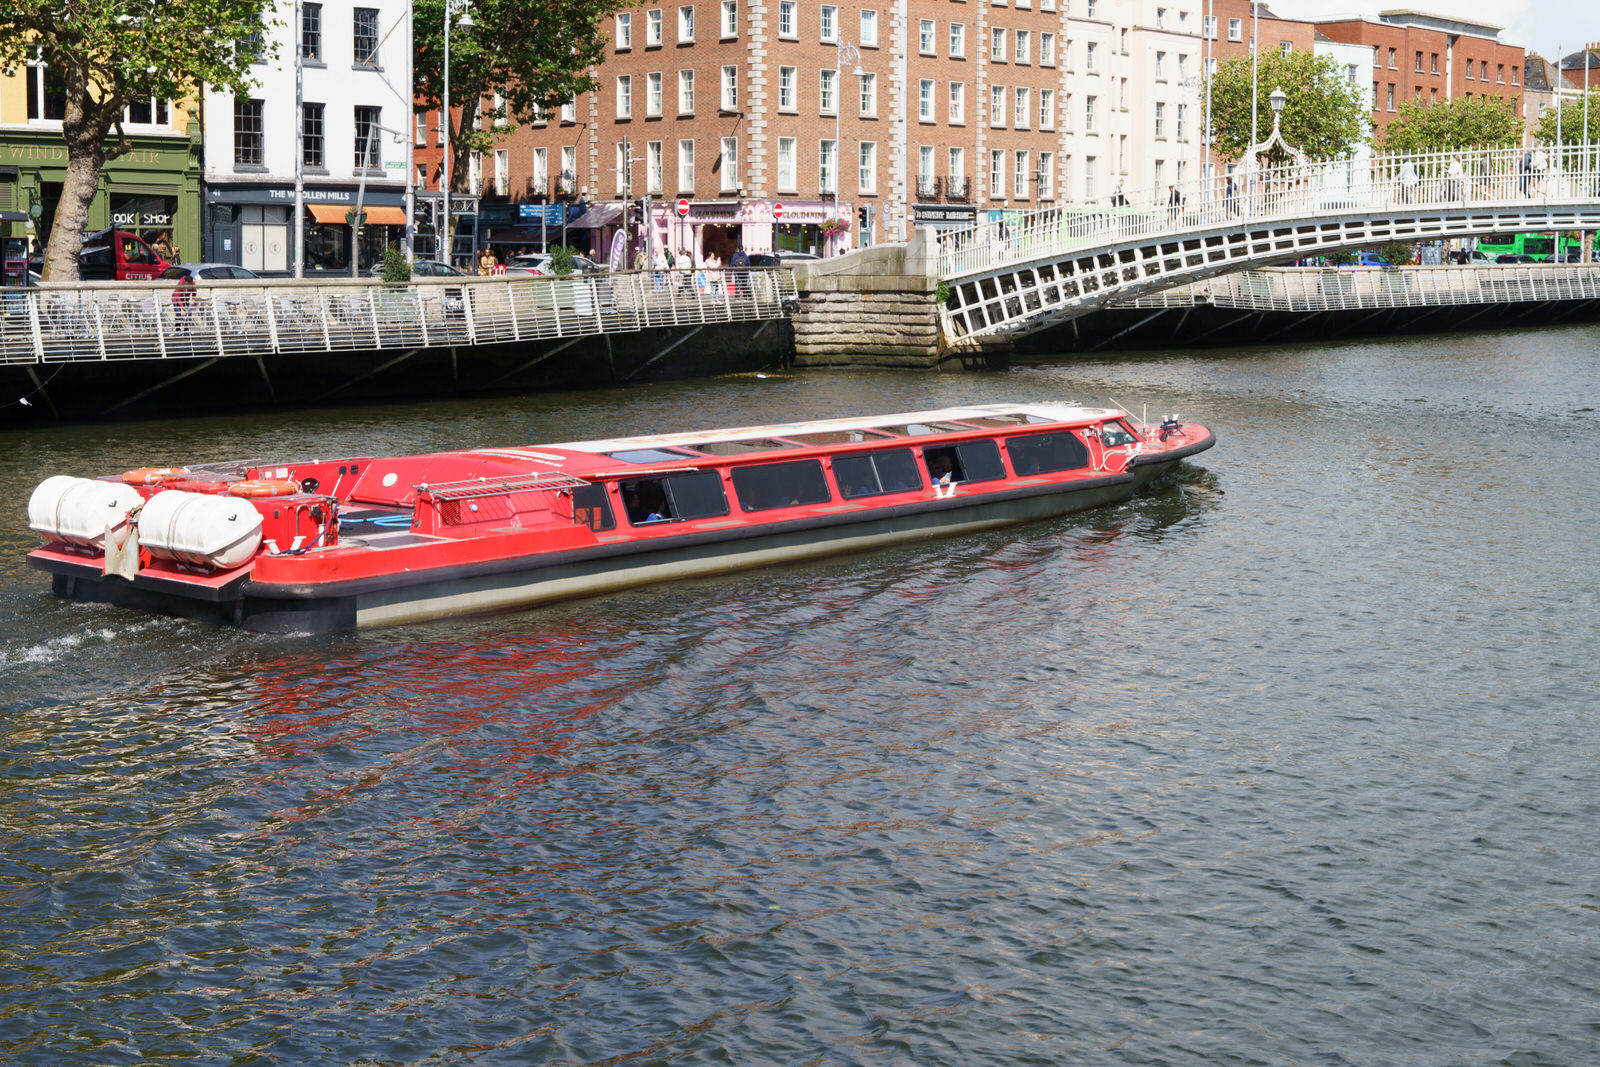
858;205;868;226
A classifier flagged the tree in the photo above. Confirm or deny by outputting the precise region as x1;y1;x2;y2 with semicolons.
0;0;273;281
413;0;625;196
1384;96;1523;153
1208;50;1369;163
1534;89;1600;145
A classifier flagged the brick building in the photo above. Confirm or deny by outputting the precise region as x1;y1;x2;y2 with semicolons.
1314;11;1522;144
414;0;1213;265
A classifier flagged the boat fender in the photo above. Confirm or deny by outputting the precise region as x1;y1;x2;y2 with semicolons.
229;479;303;498
122;467;186;486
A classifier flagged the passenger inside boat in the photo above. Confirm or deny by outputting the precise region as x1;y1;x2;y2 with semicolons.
925;449;958;486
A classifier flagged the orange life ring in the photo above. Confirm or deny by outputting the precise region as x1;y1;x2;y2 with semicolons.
122;467;185;485
228;479;302;498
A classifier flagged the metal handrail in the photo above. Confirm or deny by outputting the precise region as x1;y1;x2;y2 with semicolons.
418;472;590;498
0;268;799;366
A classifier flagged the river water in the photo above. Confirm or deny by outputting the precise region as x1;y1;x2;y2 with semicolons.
1;326;1597;1065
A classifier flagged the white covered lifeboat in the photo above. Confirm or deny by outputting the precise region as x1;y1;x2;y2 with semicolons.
138;490;264;569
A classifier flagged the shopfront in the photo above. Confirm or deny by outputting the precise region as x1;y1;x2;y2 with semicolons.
653;199;843;265
204;182;408;276
0;131;201;266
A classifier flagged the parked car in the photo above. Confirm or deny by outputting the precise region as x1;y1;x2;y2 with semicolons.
160;264;260;284
367;259;466;278
1495;253;1537;264
501;253;604;276
1354;251;1388;267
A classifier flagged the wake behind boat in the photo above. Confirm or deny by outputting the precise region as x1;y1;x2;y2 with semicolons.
26;403;1215;632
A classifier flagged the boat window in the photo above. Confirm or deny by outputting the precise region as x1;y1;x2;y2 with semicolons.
871;421;971;437
604;447;698;464
832;448;924;499
730;459;832;512
952;413;1056;428
924;440;1007;485
783;429;895;446
685;438;798;456
1007;431;1091;475
620;470;729;525
572;482;616;531
1099;421;1140;447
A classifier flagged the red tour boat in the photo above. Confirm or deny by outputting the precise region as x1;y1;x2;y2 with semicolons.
26;403;1214;632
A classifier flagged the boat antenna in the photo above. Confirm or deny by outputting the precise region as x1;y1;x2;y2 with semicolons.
1107;397;1143;424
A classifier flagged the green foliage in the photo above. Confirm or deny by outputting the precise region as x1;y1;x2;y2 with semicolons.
1381;243;1415;267
1324;251;1355;266
1534;90;1600;145
549;244;577;276
414;0;625;193
1384;96;1523;153
0;0;274;280
936;280;952;303
1209;51;1369;162
381;243;412;285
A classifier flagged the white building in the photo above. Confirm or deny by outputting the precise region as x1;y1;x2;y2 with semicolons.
201;0;413;275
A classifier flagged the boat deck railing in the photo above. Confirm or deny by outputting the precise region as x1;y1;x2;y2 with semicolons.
417;472;591;499
0;268;798;366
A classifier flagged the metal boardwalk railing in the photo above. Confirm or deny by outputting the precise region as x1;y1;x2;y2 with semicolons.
935;144;1600;341
0;268;798;366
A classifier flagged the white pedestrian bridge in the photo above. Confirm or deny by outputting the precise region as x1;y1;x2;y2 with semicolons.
936;145;1600;343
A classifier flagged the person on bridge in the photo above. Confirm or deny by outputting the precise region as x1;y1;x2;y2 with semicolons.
731;246;750;296
1447;154;1465;202
1167;185;1183;222
1398;159;1418;204
1224;175;1238;217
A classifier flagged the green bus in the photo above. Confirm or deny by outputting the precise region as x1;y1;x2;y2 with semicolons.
1476;232;1598;262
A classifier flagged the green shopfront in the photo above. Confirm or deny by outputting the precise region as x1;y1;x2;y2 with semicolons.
0;129;202;275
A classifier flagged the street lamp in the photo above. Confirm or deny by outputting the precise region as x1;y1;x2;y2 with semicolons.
832;41;863;254
440;1;476;264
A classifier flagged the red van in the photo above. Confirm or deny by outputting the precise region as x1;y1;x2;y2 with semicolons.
77;229;169;281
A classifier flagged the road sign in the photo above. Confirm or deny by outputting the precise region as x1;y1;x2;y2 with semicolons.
676;198;690;217
773;202;785;221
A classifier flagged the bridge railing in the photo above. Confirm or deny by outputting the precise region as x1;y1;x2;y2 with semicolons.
1119;263;1600;312
0;268;798;365
936;144;1600;278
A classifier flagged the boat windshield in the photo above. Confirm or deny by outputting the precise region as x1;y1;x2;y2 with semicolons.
604;448;699;464
685;438;797;456
955;413;1057;428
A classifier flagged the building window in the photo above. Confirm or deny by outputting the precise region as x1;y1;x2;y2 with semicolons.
1084;156;1095;200
1038;151;1054;199
616;13;632;49
820;5;836;42
301;3;322;60
532;147;547;195
1155;51;1165;80
234;97;264;165
821;69;838;114
1386;83;1395;110
678;139;697;191
1086;0;1096;16
1176;102;1186;141
991;27;1006;61
352;8;379;65
919;78;934;121
678;4;694;41
647;140;663;194
561;145;576;191
647;72;663;117
860;72;877;115
1063;92;1072;131
919;145;934;186
354;105;381;169
1155;6;1166;28
779;0;796;37
1086;41;1097;73
1430;52;1438;74
861;9;878;47
1040;88;1054;129
948;146;964;183
414;113;426;145
1015;30;1029;64
679;70;695;113
949;81;965;123
989;149;1003;199
990;84;1005;127
1154;100;1165;139
777;137;796;192
494;149;508;195
1040;32;1055;66
1203;14;1216;39
617;75;632;118
819;138;836;193
301;102;324;167
721;65;738;110
1014;87;1029;128
561;99;576;123
778;66;796;110
920;18;935;54
1414;50;1423;72
1280;41;1292;57
721;0;738;37
1085;94;1096;133
124;96;170;126
720;137;738;191
1497;63;1506;83
1227;18;1241;42
647;9;663;46
950;23;965;57
859;141;877;193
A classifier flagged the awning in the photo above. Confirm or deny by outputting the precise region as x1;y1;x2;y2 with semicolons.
567;202;623;229
306;203;407;225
